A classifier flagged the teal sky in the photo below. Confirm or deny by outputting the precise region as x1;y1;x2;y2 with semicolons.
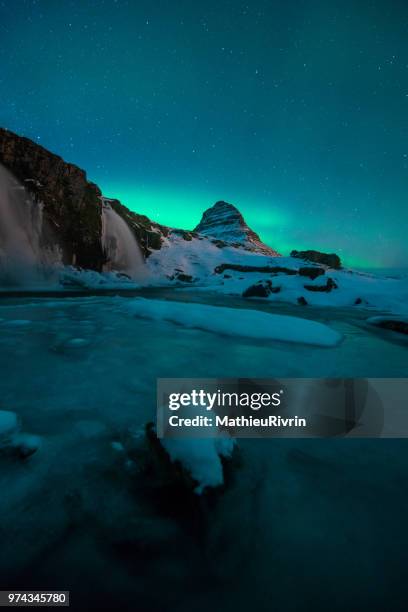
1;0;407;268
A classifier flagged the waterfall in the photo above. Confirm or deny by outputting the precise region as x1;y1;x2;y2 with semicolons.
0;166;145;287
101;199;145;280
0;165;59;286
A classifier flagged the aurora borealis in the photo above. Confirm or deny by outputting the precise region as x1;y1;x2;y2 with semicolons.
0;0;407;268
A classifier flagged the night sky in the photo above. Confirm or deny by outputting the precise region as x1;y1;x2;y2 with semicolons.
1;0;407;268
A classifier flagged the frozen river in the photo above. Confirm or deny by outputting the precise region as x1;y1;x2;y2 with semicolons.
0;290;407;611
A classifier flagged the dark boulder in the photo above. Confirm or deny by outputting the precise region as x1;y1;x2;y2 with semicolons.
170;271;194;283
368;318;408;335
291;249;341;269
298;266;325;280
243;280;279;298
215;263;297;275
304;277;338;292
176;273;194;283
297;296;308;305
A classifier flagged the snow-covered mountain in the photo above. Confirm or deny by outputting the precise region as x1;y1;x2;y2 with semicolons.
194;200;278;256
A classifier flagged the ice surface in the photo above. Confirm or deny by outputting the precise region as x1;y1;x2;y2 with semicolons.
367;315;408;325
0;410;19;439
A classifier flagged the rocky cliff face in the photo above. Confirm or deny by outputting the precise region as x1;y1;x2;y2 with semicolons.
0;129;279;274
0;128;105;269
194;200;279;256
0;128;167;269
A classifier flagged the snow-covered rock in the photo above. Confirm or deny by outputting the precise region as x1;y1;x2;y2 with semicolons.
59;266;138;289
162;437;235;494
146;231;289;284
194;200;279;256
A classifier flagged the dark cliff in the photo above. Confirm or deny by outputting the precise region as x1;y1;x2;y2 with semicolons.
0;128;166;268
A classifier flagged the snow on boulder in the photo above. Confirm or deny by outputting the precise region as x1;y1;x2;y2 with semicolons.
120;298;342;347
242;279;280;298
161;437;236;494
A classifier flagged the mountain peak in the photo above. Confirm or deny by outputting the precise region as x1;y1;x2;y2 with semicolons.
212;200;239;210
194;200;279;256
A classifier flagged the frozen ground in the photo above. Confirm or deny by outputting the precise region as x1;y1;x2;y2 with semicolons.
147;234;408;315
0;292;407;611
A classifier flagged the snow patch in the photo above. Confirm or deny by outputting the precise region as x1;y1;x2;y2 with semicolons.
120;298;342;347
147;234;408;317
